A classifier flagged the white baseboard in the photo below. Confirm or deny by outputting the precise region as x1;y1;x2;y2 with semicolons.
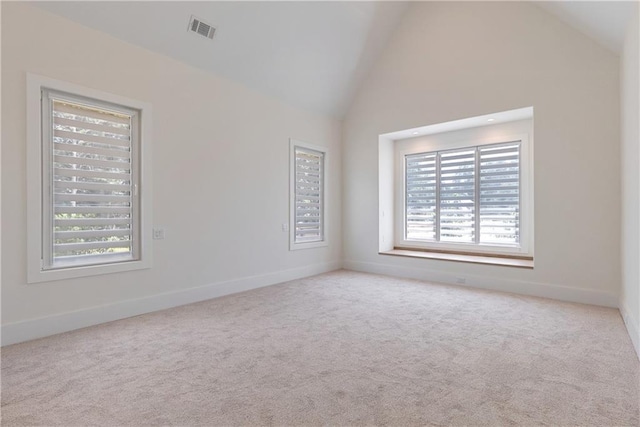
343;260;619;308
2;261;342;346
619;301;640;360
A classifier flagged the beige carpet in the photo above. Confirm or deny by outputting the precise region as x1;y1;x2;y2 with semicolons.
2;270;638;426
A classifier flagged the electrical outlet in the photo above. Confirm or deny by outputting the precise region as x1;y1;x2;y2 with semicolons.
153;228;165;240
282;223;289;232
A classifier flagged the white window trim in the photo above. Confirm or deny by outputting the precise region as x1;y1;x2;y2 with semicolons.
289;139;328;250
394;133;533;257
27;73;153;283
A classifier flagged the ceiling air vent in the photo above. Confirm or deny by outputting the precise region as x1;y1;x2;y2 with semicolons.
188;15;216;40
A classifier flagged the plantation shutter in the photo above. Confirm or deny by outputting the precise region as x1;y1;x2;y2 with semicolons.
404;141;521;248
439;148;476;243
294;146;324;243
405;153;437;240
45;91;138;268
479;142;520;245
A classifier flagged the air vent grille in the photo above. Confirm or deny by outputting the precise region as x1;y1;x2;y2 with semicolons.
188;16;215;40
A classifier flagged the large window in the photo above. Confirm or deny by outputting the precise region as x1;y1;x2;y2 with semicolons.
27;75;152;283
379;109;534;262
290;140;327;250
396;134;531;257
405;141;521;246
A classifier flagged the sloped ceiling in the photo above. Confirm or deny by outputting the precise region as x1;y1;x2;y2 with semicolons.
32;1;410;118
32;1;632;119
536;1;635;54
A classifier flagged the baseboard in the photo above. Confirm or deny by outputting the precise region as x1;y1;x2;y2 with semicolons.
343;260;619;308
2;260;342;346
619;301;640;360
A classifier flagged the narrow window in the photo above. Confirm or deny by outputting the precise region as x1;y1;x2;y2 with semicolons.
290;140;327;250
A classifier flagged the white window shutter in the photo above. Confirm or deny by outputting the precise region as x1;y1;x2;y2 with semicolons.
439;148;476;243
294;146;324;243
479;143;520;245
45;92;138;268
405;152;437;240
404;141;522;249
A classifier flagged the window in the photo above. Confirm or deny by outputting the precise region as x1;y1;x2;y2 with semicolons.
290;140;328;250
405;141;521;247
27;75;152;283
379;108;534;263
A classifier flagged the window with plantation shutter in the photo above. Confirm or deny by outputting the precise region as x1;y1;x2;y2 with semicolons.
290;141;327;249
402;140;524;253
27;75;152;283
386;109;533;264
43;90;139;269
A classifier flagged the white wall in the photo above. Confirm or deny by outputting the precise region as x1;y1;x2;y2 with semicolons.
343;2;621;306
620;3;640;356
1;3;342;343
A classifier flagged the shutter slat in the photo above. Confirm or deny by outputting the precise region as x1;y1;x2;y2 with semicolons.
54;240;131;252
480;164;519;171
479;145;520;156
54;154;130;170
54;141;130;159
479;185;519;191
440;151;475;161
407;202;437;207
54;167;130;180
54;129;130;148
480;154;519;163
55;229;131;240
55;206;131;214
55;218;131;227
54;180;131;192
479;170;519;178
54;193;130;203
54;101;131;125
54;116;130;136
440;160;475;168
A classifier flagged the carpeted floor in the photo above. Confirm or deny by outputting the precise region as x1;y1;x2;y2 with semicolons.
2;270;639;426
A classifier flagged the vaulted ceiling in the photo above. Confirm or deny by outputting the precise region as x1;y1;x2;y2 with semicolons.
33;1;634;119
537;1;634;54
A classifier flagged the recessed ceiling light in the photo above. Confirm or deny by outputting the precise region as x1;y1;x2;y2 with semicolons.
412;131;419;135
487;118;495;122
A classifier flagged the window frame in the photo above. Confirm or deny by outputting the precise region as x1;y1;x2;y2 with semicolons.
394;134;532;257
27;74;153;283
289;139;328;250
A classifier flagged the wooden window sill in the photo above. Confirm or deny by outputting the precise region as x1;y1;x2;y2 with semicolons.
379;249;534;269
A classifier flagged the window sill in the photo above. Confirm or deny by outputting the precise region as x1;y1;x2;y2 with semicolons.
289;240;328;251
379;249;534;269
28;258;152;284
